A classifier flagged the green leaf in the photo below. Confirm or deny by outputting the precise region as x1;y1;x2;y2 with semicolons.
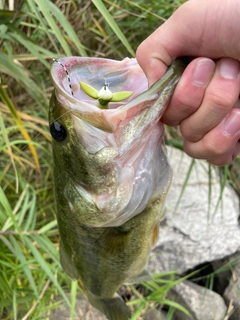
45;0;87;56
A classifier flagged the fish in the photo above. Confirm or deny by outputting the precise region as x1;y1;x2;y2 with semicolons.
49;56;187;320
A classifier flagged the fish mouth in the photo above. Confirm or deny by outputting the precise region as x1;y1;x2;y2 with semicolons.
50;56;150;132
51;56;148;106
50;56;185;137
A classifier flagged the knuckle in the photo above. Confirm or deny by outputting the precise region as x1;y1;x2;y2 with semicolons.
165;95;200;128
206;88;236;111
174;90;200;113
180;121;200;142
208;157;232;166
204;139;229;157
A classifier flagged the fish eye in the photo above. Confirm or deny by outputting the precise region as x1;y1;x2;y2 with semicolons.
50;122;67;142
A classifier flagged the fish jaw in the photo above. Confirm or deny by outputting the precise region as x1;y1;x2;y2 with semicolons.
50;57;186;227
50;56;147;132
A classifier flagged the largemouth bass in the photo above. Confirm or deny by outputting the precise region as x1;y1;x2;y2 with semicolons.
49;57;187;320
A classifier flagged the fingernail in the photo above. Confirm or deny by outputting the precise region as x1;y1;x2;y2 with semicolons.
218;58;240;79
223;110;240;136
192;58;215;86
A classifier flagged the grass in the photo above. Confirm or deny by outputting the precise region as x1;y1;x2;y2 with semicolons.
0;0;234;319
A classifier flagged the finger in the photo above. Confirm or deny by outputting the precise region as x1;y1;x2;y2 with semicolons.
180;58;240;143
162;58;216;126
183;108;240;166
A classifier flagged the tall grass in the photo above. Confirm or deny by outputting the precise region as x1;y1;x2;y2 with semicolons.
0;0;218;319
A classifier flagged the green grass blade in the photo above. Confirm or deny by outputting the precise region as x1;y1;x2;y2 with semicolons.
160;299;192;318
0;187;21;234
23;186;37;231
0;85;40;170
2;185;30;231
24;0;60;54
38;220;58;234
70;280;78;320
0;110;19;192
10;236;39;297
92;0;135;56
46;0;87;56
8;32;51;68
23;236;71;307
30;0;72;56
0;270;12;295
173;158;195;214
0;53;46;105
0;9;19;25
207;164;212;221
130;302;147;320
13;290;17;320
208;165;227;221
31;234;60;264
12;185;30;227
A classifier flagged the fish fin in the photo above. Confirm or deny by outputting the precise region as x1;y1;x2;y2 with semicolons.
89;294;131;320
151;223;160;249
125;269;153;285
96;227;131;256
59;244;79;279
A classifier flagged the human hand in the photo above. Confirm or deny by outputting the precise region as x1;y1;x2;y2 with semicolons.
136;0;240;166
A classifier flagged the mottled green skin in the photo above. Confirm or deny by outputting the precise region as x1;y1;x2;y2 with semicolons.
49;94;169;296
49;58;187;319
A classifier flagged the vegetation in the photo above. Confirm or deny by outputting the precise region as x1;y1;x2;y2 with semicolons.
1;0;233;319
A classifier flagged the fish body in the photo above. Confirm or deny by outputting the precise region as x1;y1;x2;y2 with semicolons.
49;57;187;320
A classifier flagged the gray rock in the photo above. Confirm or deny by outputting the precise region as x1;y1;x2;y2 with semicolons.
50;293;107;320
169;280;227;320
224;260;240;320
143;308;169;320
148;147;240;274
211;259;232;295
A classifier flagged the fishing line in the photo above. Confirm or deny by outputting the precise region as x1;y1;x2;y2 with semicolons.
20;60;75;153
103;78;109;89
19;109;73;153
52;59;74;96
